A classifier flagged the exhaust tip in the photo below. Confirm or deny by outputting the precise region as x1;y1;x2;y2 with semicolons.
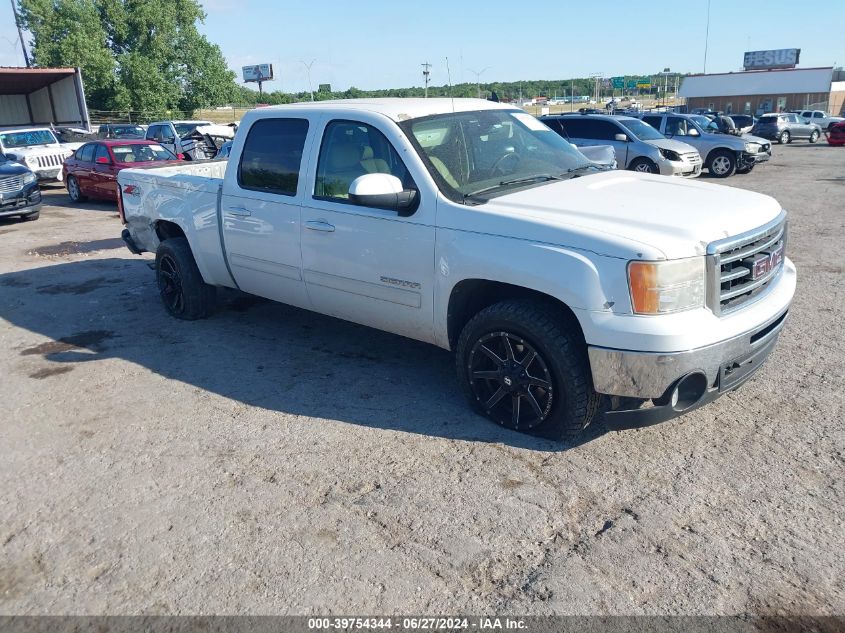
670;372;708;411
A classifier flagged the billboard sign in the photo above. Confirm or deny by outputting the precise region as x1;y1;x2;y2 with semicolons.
242;64;274;83
636;78;651;89
743;49;800;70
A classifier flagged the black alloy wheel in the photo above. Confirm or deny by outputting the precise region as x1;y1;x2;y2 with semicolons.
157;253;184;315
467;331;553;431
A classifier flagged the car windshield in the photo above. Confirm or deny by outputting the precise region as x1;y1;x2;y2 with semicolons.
0;129;58;148
689;116;718;132
400;109;596;202
111;126;145;138
174;122;211;137
111;144;176;163
618;119;664;141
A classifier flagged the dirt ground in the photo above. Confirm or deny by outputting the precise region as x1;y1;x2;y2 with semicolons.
1;144;843;616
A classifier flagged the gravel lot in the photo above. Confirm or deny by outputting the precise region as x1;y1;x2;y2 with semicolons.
1;145;843;616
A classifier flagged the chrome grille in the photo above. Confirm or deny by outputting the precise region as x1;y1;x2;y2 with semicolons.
35;153;65;168
0;175;24;193
707;211;787;315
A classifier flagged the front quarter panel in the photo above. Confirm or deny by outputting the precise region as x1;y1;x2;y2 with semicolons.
434;225;630;349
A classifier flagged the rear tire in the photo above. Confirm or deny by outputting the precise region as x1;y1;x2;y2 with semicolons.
155;237;216;320
778;130;790;144
629;158;658;174
809;130;819;143
455;300;600;439
67;175;86;202
707;150;737;178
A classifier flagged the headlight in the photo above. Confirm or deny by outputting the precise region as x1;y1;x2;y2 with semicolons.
23;172;37;184
628;258;706;314
745;142;761;153
658;148;681;161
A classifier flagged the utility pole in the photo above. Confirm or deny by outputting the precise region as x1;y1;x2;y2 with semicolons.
421;62;431;98
10;0;30;67
703;0;711;73
589;72;602;105
300;59;316;101
468;67;489;99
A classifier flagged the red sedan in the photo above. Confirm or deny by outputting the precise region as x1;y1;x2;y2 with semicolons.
826;121;845;146
62;140;182;203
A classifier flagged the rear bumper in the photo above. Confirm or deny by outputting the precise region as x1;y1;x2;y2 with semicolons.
121;228;145;254
590;307;789;429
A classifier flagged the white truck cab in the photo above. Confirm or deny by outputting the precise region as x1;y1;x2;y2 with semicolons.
118;99;796;439
0;127;75;182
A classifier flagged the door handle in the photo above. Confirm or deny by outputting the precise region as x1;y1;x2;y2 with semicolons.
305;220;335;232
226;206;251;217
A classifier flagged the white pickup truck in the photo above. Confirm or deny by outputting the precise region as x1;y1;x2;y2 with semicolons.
118;99;796;438
797;110;844;130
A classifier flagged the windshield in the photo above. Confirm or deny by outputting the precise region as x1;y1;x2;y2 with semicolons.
400;109;595;202
111;143;176;163
689;115;718;132
110;125;145;138
618;119;664;141
0;129;59;148
175;122;211;137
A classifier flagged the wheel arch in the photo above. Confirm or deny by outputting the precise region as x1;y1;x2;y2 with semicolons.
446;279;587;353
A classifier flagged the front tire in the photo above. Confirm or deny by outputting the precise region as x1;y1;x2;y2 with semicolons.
67;175;86;202
810;130;819;143
455;301;600;439
21;211;40;221
155;237;216;320
778;130;791;144
629;157;658;174
707;150;737;178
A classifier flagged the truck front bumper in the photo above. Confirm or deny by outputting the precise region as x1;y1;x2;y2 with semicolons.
589;307;789;430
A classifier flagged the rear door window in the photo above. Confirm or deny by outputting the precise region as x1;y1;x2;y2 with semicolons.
94;144;111;163
642;115;663;130
238;118;309;196
76;144;95;162
559;118;617;140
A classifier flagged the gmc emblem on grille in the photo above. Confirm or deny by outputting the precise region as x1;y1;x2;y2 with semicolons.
750;243;784;280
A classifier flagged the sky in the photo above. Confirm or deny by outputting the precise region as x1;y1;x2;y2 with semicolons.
2;0;843;93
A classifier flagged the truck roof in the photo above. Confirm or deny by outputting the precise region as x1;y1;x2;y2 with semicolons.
251;98;514;122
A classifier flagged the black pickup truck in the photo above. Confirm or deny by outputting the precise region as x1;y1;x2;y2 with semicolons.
0;153;41;222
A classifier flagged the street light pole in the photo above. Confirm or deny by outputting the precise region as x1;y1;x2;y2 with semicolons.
467;67;490;99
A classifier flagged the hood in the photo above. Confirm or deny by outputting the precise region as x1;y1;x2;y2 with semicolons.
442;170;782;260
6;144;67;156
741;133;770;145
648;137;699;154
0;160;31;176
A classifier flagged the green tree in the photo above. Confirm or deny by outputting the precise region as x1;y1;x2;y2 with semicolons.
19;0;237;115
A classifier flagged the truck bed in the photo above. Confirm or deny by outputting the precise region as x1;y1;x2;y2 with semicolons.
118;159;234;287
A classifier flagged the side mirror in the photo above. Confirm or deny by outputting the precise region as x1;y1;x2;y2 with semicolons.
348;173;418;216
614;133;628;142
96;156;111;164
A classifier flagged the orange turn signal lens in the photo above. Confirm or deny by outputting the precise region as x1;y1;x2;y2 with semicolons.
628;262;660;314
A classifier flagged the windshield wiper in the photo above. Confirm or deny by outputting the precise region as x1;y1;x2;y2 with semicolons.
463;174;564;200
564;164;602;177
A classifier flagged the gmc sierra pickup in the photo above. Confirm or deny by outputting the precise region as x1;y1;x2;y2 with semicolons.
118;99;796;439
